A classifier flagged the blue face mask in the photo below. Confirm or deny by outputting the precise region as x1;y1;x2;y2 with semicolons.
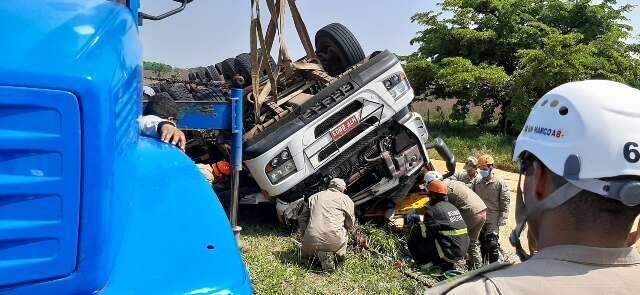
480;169;491;178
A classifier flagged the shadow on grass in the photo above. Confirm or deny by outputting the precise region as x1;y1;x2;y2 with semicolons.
242;224;293;238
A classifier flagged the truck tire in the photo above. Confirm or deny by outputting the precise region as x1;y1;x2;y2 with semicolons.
214;63;224;78
194;87;227;102
206;65;223;81
234;53;253;85
196;67;209;82
315;23;365;76
219;58;238;81
167;83;193;101
188;70;197;82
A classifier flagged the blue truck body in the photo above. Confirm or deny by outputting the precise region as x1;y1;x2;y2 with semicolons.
0;1;252;294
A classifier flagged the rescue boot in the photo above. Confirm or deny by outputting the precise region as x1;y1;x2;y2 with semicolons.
316;252;334;273
334;254;346;269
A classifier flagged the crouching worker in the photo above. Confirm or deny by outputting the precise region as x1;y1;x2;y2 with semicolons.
196;161;232;186
298;178;355;272
425;171;487;269
407;180;470;272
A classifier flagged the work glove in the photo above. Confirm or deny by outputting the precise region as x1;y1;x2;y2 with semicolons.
405;213;421;224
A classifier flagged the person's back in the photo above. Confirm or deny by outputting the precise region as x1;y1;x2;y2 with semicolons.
446;180;486;216
424;199;469;263
446;245;639;294
300;178;355;263
304;188;354;248
408;180;469;270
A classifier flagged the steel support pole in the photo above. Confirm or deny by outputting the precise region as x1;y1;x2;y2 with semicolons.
230;87;244;243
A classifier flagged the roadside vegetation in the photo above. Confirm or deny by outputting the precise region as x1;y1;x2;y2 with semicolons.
241;225;428;295
405;0;640;134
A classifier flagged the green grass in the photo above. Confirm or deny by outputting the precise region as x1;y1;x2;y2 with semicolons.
424;122;518;172
241;225;428;295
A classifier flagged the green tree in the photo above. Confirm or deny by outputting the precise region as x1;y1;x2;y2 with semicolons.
407;0;639;132
144;61;174;78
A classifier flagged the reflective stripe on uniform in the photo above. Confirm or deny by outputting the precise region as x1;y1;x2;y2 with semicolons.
435;240;458;263
439;228;468;236
420;223;428;238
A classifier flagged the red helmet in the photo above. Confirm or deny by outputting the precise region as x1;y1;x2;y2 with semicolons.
427;180;448;195
212;161;231;178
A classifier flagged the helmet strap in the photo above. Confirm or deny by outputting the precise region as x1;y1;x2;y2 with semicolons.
510;171;583;262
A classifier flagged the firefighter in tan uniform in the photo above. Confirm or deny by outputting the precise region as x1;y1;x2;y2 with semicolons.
425;171;488;268
472;154;511;263
451;156;481;187
298;178;355;271
428;80;640;294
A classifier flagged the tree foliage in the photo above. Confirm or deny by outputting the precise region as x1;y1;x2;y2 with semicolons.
407;0;639;132
143;61;174;78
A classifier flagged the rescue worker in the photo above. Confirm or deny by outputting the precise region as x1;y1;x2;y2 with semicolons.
139;93;186;150
298;178;355;272
428;80;640;294
196;160;232;185
407;180;470;271
472;154;510;263
451;157;481;186
425;171;487;269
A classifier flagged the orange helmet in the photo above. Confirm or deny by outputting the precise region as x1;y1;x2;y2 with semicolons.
212;161;231;177
427;180;449;195
478;154;495;168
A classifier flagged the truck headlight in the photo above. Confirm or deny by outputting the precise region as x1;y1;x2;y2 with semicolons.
266;148;297;184
383;72;411;100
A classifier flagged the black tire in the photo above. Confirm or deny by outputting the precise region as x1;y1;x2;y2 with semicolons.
219;58;238;81
214;63;224;78
315;23;365;76
167;83;193;101
194;87;227;102
149;84;163;94
206;65;222;81
234;53;253;85
195;67;209;82
188;70;197;82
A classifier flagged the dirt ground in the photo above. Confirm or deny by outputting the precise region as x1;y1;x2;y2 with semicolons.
431;160;640;255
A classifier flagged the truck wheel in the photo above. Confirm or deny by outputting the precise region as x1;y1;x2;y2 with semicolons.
234;53;253;85
188;70;197;82
315;23;365;76
206;65;223;81
194;87;227;102
220;58;238;81
167;83;193;101
214;63;225;79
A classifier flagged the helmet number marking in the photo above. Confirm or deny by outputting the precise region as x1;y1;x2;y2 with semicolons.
623;142;640;163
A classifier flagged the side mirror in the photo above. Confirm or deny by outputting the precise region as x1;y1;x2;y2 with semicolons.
426;137;456;178
139;0;193;22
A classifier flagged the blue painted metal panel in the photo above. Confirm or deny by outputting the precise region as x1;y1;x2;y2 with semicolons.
0;1;252;294
101;138;252;294
0;87;81;286
230;89;244;170
177;102;232;129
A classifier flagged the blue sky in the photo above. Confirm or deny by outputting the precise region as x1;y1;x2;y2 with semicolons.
140;0;640;68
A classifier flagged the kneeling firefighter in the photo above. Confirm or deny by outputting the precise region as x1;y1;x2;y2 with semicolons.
407;180;470;271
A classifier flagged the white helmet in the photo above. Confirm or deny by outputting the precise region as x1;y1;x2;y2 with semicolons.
511;80;640;260
513;80;640;206
424;171;443;185
143;85;155;97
